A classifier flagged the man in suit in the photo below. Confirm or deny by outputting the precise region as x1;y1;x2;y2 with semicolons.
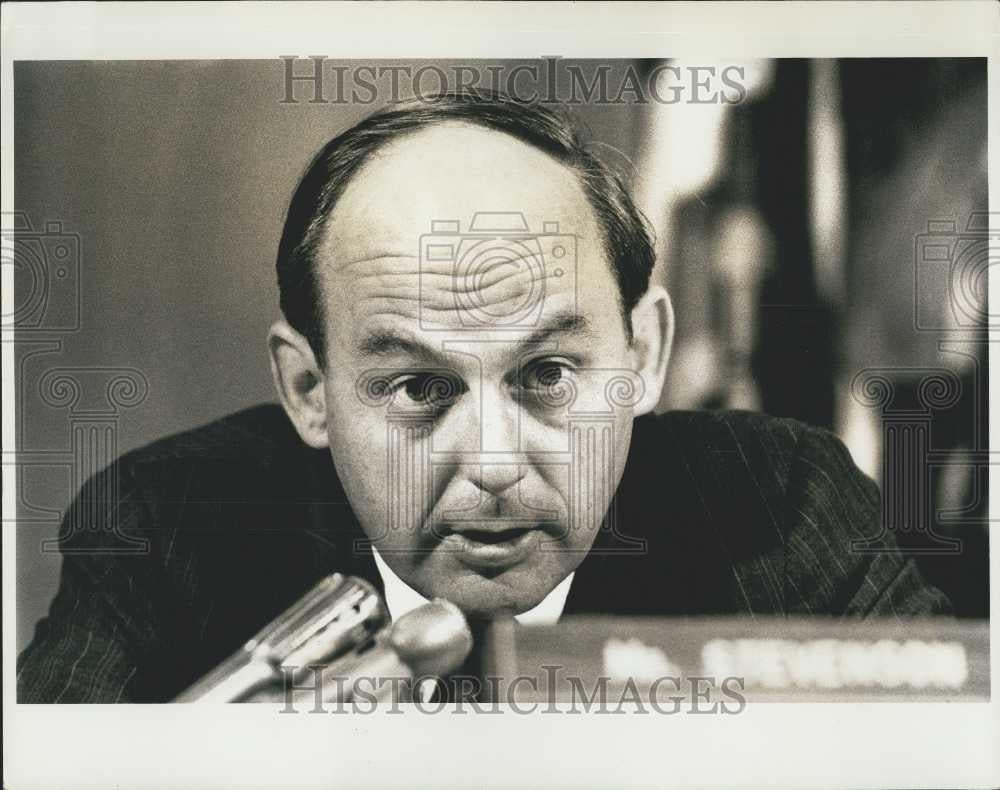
17;92;949;703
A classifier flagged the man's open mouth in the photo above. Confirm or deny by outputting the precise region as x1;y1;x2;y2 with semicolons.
452;526;533;545
437;523;545;569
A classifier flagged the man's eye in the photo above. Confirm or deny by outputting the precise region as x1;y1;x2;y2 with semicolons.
518;360;576;392
393;373;465;410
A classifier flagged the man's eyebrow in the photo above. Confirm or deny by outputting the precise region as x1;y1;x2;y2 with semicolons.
518;312;594;348
357;312;593;359
357;329;441;361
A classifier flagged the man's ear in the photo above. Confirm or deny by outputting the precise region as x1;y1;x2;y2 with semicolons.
267;320;329;448
628;285;674;416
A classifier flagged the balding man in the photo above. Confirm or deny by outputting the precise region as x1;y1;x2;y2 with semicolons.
18;92;949;702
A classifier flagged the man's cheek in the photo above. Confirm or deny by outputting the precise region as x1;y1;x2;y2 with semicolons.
328;409;388;499
341;413;442;544
523;464;571;524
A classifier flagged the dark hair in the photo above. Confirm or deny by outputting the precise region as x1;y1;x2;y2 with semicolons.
276;91;655;367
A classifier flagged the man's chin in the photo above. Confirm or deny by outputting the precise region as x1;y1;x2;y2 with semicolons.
451;597;543;621
417;568;551;620
394;537;580;618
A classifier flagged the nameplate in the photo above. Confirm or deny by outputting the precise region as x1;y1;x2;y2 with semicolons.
479;617;990;703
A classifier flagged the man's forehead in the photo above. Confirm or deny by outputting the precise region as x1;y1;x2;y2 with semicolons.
318;122;601;267
331;245;588;346
310;122;624;352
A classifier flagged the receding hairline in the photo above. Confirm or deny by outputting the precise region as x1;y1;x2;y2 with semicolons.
276;93;655;366
313;119;608;276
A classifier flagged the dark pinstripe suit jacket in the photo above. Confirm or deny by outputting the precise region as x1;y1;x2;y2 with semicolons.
17;405;950;702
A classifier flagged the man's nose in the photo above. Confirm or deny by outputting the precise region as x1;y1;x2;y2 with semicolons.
450;384;525;497
467;461;524;499
478;384;519;454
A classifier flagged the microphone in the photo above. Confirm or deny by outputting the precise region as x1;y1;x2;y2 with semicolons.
175;574;388;702
285;599;474;704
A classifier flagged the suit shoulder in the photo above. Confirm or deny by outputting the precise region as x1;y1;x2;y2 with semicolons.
61;404;335;557
636;410;852;508
645;409;813;457
643;409;877;532
98;403;328;509
120;403;304;472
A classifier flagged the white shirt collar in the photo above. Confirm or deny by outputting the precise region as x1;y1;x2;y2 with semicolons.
371;547;574;625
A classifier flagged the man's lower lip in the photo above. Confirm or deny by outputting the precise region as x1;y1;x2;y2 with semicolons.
443;529;540;568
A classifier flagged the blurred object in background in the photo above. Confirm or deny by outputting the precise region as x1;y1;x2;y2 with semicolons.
638;58;988;618
636;59;775;413
838;59;988;619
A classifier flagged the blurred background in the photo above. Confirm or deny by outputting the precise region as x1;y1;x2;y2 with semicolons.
11;59;989;653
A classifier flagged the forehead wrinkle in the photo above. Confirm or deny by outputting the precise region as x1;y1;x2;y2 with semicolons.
333;244;580;317
352;273;577;322
355;323;500;373
336;253;420;275
330;235;592;275
319;254;421;313
327;255;425;318
444;261;566;293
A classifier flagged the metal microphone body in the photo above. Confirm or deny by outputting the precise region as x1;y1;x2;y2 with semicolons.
288;598;474;704
176;574;388;702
